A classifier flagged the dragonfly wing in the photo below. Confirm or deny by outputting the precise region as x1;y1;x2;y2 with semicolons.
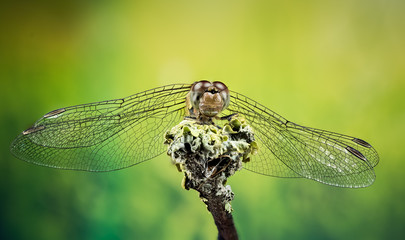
10;84;191;171
226;91;379;188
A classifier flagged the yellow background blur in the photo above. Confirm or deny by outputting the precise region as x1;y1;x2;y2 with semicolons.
1;0;404;239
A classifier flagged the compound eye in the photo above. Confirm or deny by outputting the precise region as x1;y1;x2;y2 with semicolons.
212;81;230;110
190;80;212;110
192;80;212;93
213;81;228;92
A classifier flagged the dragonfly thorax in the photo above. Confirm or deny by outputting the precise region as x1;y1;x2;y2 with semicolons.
189;80;230;118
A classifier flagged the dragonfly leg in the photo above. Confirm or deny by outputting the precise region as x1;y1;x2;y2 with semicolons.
207;155;232;178
220;113;238;121
184;116;197;120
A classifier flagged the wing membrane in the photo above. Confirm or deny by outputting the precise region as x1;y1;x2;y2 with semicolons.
225;91;379;188
10;82;379;187
10;84;191;171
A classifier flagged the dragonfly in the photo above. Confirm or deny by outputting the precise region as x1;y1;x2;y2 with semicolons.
10;80;379;188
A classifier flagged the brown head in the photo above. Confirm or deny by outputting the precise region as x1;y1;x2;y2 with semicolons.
188;80;230;119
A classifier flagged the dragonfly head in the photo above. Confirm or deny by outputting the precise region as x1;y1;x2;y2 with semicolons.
189;80;230;118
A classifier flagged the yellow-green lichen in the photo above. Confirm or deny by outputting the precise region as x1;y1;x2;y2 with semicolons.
164;115;257;210
165;116;257;169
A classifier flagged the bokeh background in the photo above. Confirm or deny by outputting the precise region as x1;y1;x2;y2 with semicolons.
1;0;404;239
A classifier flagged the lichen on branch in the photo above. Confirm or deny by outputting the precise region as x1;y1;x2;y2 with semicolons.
164;115;257;209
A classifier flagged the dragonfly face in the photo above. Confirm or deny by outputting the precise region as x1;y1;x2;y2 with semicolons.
10;81;379;188
188;80;230;119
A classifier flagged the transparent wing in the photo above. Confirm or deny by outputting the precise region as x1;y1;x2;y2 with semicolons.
224;91;379;188
10;84;191;171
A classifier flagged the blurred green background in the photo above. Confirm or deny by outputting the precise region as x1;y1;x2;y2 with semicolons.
1;0;404;239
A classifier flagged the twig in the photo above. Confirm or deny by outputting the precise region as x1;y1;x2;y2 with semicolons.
201;176;239;240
